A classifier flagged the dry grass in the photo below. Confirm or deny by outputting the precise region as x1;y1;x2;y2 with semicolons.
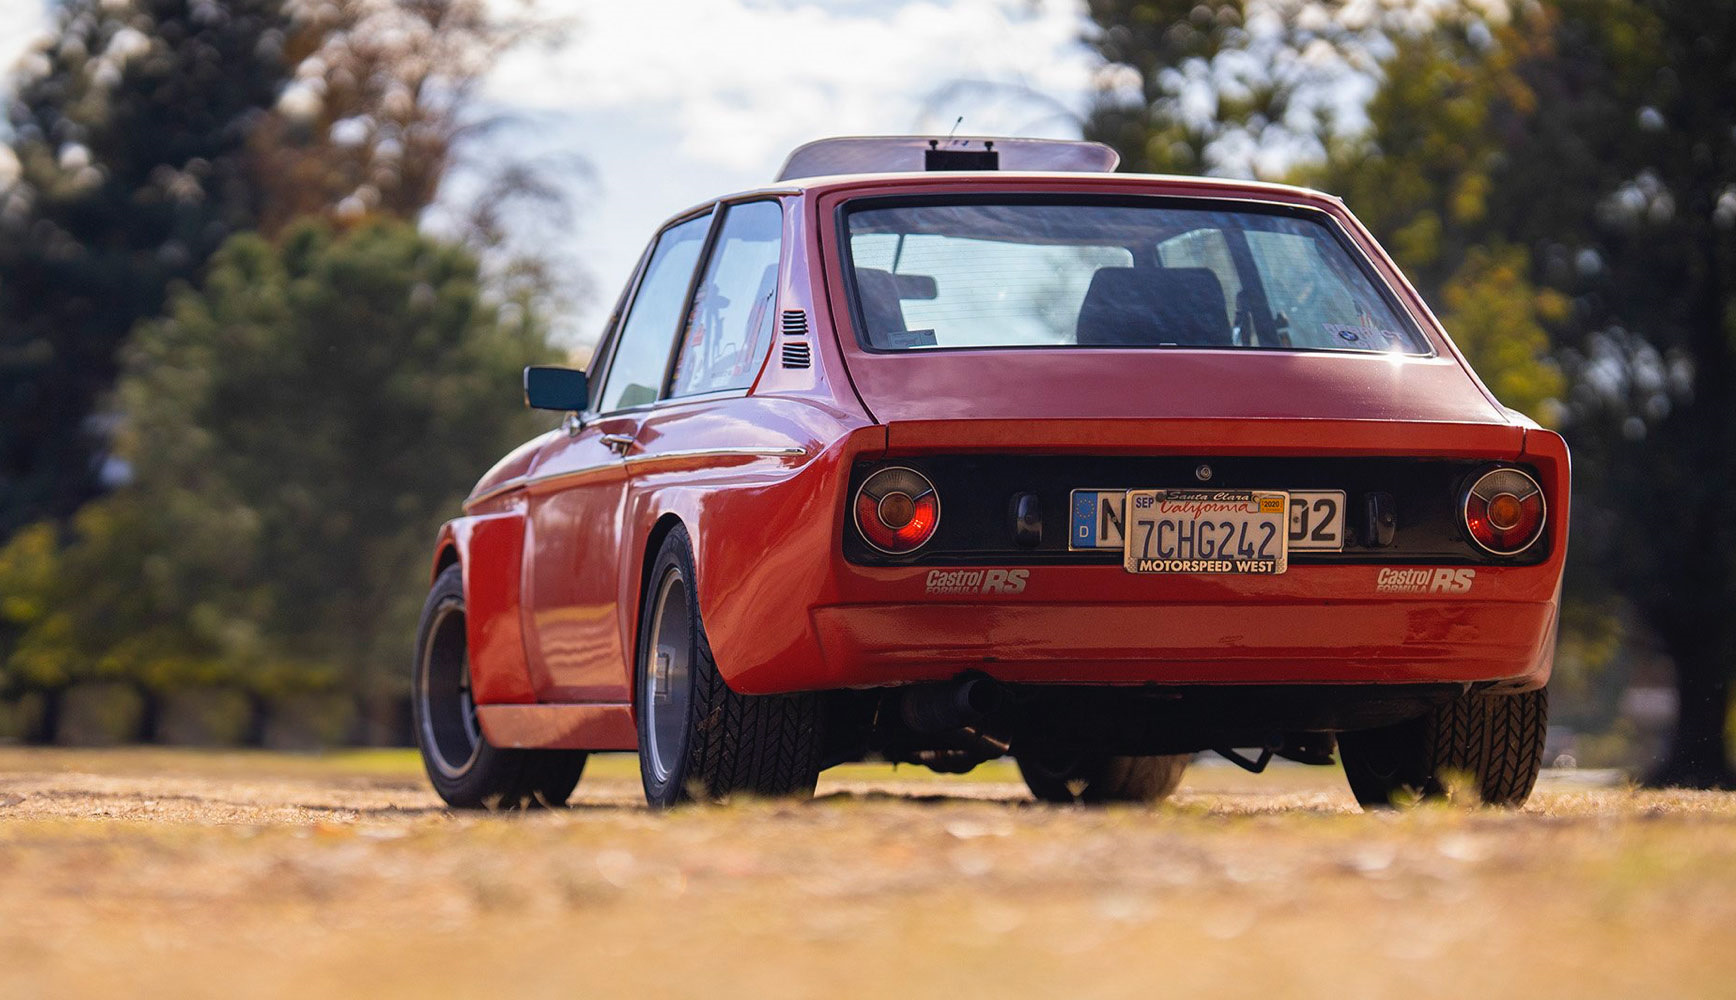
1;748;1734;1000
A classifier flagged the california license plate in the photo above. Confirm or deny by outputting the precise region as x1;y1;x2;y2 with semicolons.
1121;489;1289;574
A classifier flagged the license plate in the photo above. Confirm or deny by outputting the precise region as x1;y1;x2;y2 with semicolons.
1071;488;1346;553
1123;489;1289;574
1288;491;1347;552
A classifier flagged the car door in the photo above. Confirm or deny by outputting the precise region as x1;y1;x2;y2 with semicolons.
522;210;714;702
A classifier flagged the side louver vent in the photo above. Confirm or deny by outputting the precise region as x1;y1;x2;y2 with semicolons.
780;310;810;368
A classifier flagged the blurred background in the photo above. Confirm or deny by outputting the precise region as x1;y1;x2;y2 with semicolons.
0;0;1728;787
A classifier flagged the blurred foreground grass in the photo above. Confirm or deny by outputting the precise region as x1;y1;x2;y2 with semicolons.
1;748;1733;1000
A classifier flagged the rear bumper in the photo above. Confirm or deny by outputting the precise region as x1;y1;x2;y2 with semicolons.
713;560;1560;694
696;429;1569;699
806;596;1557;689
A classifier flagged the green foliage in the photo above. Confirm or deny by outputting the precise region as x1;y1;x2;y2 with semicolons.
1311;20;1535;284
1308;23;1565;425
1083;1;1566;425
1439;245;1567;424
1083;0;1408;177
0;220;555;722
0;0;294;537
0;0;532;545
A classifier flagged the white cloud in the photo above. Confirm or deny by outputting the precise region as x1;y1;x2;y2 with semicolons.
467;0;1099;340
486;0;1096;172
0;0;51;105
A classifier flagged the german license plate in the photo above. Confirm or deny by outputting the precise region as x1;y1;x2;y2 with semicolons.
1070;488;1345;553
1288;491;1347;551
1122;489;1289;574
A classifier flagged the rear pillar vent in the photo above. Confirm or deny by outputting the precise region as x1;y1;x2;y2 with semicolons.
780;309;810;368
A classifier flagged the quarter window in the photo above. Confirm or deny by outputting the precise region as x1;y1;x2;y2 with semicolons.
669;201;783;397
596;213;712;412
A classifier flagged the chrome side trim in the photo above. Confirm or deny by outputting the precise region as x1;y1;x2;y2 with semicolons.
626;446;807;466
463;477;529;510
463;447;807;510
520;464;627;496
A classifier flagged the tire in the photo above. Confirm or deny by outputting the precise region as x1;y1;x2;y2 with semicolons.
1016;749;1188;805
636;526;822;809
413;565;587;809
1338;687;1548;808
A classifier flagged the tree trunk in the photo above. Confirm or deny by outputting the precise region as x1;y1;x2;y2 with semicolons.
1644;175;1736;789
1648;666;1736;789
33;687;61;745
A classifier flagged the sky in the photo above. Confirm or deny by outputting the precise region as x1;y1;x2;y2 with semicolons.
467;0;1101;343
0;0;1101;346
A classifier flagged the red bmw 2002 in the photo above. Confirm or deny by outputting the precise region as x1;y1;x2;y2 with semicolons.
414;136;1567;811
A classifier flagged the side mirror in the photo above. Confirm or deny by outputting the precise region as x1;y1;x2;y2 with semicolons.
524;366;588;412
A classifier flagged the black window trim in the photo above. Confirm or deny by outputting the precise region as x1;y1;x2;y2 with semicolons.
831;192;1440;360
656;195;787;405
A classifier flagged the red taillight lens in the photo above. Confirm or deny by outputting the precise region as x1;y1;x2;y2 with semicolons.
1463;468;1546;555
854;467;940;553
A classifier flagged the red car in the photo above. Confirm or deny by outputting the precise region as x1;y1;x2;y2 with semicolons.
414;136;1567;811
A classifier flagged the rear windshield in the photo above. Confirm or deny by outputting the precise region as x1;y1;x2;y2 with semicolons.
842;198;1428;355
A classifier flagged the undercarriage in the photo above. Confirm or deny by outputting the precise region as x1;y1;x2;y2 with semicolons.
819;676;1475;774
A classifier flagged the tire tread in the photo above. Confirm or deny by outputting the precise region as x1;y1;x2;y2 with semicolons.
641;527;821;806
1340;687;1548;808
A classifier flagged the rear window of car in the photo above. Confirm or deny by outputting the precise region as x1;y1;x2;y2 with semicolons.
841;198;1429;355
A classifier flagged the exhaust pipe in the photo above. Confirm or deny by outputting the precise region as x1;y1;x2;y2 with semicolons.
900;677;1006;734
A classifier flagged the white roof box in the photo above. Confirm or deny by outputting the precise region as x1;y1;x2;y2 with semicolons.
775;135;1120;182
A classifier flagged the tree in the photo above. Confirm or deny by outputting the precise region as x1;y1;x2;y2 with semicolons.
0;220;557;741
1084;0;1736;784
1082;2;1566;425
1327;1;1735;785
1083;0;1408;178
0;0;559;546
1508;1;1736;786
0;0;293;539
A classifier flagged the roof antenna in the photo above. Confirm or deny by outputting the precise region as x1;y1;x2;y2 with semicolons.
945;116;964;145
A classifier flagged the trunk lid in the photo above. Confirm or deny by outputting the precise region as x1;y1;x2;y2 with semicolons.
837;348;1523;456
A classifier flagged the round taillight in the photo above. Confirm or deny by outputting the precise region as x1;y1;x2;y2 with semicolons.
854;467;940;554
1463;467;1546;555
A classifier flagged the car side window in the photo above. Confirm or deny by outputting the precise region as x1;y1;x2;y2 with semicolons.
668;201;783;397
595;212;712;413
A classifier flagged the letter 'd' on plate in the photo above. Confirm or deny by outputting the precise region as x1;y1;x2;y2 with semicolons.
1122;489;1289;574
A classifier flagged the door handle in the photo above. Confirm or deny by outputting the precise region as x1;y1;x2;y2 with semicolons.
600;433;635;456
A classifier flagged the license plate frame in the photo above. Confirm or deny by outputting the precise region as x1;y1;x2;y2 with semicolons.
1121;489;1290;574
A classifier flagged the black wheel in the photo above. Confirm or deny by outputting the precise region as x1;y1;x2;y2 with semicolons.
413;565;587;809
1338;686;1548;808
636;526;822;809
1015;748;1188;805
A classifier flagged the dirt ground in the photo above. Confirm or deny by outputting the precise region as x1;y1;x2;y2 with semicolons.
2;749;1734;1000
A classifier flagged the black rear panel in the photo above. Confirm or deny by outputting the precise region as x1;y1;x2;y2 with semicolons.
844;454;1548;567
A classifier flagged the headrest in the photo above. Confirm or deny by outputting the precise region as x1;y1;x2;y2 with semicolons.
1075;267;1231;347
853;267;909;341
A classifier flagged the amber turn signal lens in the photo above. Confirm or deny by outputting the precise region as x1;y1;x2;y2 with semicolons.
1463;468;1545;555
854;467;940;554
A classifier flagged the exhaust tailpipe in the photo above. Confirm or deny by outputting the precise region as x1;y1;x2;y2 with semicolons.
900;677;1006;734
